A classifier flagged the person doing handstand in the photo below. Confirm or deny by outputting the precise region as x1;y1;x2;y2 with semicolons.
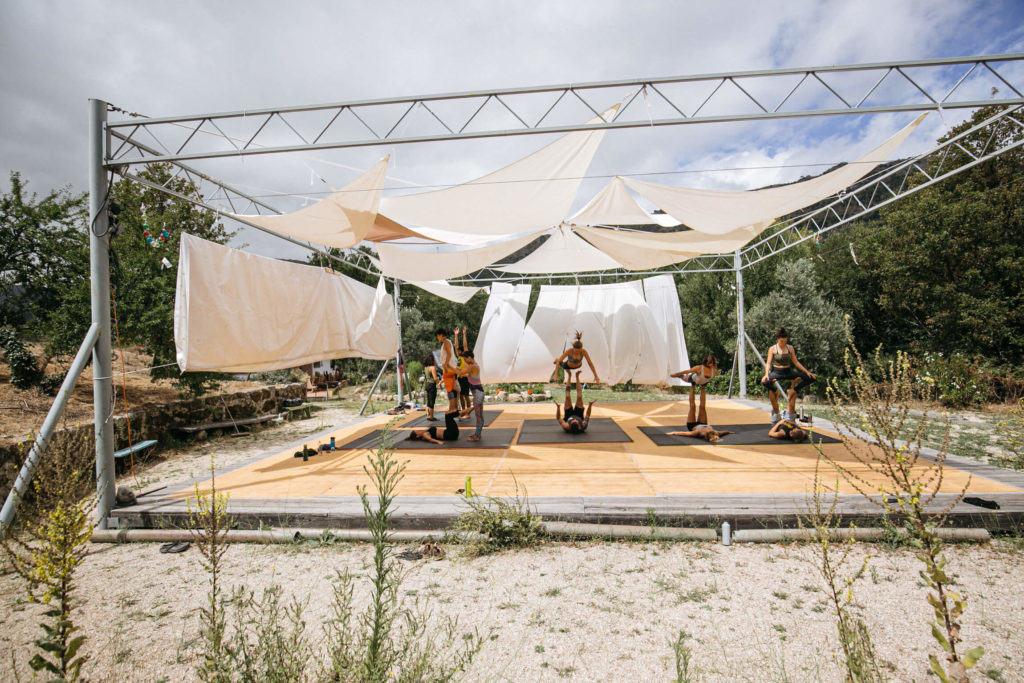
761;327;816;424
552;331;600;384
768;418;807;443
555;371;594;434
666;383;733;444
407;409;460;445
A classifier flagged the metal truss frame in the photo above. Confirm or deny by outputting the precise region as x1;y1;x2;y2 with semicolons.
105;54;1024;165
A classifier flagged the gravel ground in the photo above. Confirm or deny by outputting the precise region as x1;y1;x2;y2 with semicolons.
0;537;1021;682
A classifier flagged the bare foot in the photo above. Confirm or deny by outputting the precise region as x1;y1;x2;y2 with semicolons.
467;434;481;442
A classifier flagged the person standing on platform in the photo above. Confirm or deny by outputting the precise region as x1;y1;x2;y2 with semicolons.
423;353;440;421
761;327;816;424
436;329;460;413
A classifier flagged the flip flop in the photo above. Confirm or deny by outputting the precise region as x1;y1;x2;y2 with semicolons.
159;541;190;554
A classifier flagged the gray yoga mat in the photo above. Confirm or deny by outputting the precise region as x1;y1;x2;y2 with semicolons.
516;418;632;444
639;424;841;446
339;427;518;450
402;409;503;429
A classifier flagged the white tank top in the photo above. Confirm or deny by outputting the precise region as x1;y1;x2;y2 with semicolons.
688;366;713;386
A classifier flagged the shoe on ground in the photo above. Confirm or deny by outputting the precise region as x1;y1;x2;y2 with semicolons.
770;412;781;424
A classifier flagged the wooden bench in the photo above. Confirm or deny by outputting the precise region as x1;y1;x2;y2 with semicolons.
176;412;284;436
285;404;313;421
113;440;159;473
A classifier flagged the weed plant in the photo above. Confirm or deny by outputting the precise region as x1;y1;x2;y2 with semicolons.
1;429;95;681
996;398;1024;469
802;459;886;682
448;481;545;555
670;630;697;683
823;326;985;682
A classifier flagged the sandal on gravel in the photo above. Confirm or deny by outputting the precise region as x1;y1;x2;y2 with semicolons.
159;541;191;554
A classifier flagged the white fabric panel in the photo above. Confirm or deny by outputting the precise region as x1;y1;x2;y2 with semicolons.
474;283;531;383
621;114;926;234
506;282;668;385
574;224;762;270
174;234;398;372
378;106;619;235
230;158;387;248
642;274;689;386
375;229;544;280
407;279;484;304
570;176;681;227
497;225;621;274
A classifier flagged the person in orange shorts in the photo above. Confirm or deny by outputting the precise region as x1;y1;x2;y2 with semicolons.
436;328;460;413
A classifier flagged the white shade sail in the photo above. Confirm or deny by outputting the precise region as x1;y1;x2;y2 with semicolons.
378;106;619;236
230;157;388;248
407;279;485;304
573;224;761;270
375;230;545;280
174;234;398;372
497;224;621;274
474;283;532;383
571;176;680;227
619;113;927;234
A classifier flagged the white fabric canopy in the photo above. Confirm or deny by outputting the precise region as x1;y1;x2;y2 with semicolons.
407;279;485;304
571;176;681;227
497;224;621;274
574;224;760;270
229;158;388;248
505;281;668;384
619;114;927;234
642;274;689;385
174;234;398;372
474;283;532;383
375;230;544;280
378;106;619;236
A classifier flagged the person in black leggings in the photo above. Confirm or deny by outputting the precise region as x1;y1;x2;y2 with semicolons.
407;410;460;445
761;327;816;423
423;353;439;421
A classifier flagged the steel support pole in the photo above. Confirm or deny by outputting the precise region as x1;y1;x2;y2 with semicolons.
89;99;116;528
359;360;389;416
1;324;100;533
393;279;404;406
734;250;746;399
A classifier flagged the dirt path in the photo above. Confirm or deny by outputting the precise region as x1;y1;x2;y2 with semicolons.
0;538;1021;682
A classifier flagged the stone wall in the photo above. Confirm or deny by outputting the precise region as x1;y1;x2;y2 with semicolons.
0;382;306;503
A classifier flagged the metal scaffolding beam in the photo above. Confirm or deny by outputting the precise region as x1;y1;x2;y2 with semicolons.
104;54;1024;165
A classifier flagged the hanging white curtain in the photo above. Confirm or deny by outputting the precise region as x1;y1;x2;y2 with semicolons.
619;114;927;234
642;274;689;385
378;106;619;236
174;234;398;372
229;158;388;248
505;281;668;385
497;224;621;274
474;283;532;383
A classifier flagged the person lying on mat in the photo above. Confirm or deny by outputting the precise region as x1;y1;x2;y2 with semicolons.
436;328;461;413
555;371;595;434
666;384;733;444
407;409;460;445
455;350;485;442
552;330;600;384
670;354;718;386
768;419;807;443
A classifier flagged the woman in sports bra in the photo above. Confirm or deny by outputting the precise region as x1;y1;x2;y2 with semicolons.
761;327;816;424
555;370;594;434
768;419;807;443
456;350;486;441
670;355;718;387
552;331;600;385
407;409;460;445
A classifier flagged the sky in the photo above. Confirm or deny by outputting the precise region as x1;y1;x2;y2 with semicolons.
2;0;1023;258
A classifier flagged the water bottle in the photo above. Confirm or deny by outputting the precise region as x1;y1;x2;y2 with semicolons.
722;521;731;546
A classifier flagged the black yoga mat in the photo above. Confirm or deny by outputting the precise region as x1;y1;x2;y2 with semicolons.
339;427;518;450
639;423;841;446
402;409;503;429
516;418;632;444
